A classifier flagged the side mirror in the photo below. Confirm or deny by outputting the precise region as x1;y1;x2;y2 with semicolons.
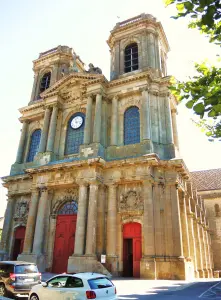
42;282;48;287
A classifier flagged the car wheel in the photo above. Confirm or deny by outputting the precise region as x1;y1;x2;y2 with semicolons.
30;294;39;300
0;284;6;296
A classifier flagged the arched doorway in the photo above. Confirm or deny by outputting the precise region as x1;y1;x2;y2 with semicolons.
123;222;142;278
52;200;78;273
12;226;26;260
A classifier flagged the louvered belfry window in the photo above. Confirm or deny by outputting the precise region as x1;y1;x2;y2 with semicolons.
27;129;41;162
124;106;140;145
124;43;139;73
39;72;51;94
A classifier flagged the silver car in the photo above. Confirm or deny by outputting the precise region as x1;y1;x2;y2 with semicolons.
29;272;117;300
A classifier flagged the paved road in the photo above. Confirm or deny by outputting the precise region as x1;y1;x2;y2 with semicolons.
2;277;221;299
114;279;221;300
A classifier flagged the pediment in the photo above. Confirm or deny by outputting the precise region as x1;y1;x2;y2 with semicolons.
41;72;105;102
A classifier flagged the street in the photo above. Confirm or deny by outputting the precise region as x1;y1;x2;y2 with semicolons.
1;276;221;300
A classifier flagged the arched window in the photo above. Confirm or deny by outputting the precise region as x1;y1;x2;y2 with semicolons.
124;106;140;145
27;129;41;162
38;72;51;97
65;112;85;155
124;43;138;73
58;200;78;215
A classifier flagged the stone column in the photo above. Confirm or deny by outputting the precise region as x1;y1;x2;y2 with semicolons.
38;107;51;153
85;183;99;255
32;188;48;254
202;226;209;277
141;89;151;141
180;192;190;258
47;215;57;270
46;105;58;152
93;93;102;143
97;185;106;255
22;189;39;253
171;185;183;257
164;95;173;144
171;109;179;150
143;180;155;255
154;34;161;70
193;217;204;277
15;121;28;163
106;184;117;255
30;72;39;102
111;96;118;146
148;32;156;69
84;95;93;144
188;213;199;277
74;183;88;255
205;229;213;277
0;197;14;253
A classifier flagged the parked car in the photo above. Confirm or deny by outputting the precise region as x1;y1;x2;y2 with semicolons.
0;261;41;298
29;272;117;300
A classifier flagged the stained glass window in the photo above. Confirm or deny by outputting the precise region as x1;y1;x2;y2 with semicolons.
124;43;138;73
58;201;78;215
124;106;140;145
65;112;85;155
27;129;41;162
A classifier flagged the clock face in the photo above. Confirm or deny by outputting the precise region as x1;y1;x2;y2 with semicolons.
71;116;83;129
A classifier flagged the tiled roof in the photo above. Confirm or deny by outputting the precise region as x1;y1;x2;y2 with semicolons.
191;169;221;191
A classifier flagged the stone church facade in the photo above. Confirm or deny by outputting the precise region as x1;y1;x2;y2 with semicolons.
0;13;216;280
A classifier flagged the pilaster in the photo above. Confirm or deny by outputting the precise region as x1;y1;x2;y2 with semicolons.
93;93;102;143
141;89;151;141
171;108;179;150
38;107;51;153
15;121;28;163
74;182;88;255
46;105;58;152
85;182;99;255
111;96;118;146
22;189;40;254
84;95;93;144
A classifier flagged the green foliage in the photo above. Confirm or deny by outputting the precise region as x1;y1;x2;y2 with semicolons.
164;0;221;44
169;61;221;138
164;0;221;139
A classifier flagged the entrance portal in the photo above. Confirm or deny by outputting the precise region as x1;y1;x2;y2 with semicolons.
123;222;141;278
12;226;26;260
52;200;78;273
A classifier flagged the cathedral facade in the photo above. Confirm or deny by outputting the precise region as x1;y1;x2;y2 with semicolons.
0;14;215;280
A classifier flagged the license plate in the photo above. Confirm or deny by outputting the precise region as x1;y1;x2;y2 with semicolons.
24;278;34;282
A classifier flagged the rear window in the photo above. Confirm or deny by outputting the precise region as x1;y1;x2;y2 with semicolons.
88;277;113;289
15;265;38;274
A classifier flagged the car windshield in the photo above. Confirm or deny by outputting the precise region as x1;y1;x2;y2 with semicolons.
15;265;38;274
88;277;113;289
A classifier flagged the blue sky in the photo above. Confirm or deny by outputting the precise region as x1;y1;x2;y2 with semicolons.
0;0;221;215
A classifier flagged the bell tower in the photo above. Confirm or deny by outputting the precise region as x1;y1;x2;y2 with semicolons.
29;45;85;104
107;13;169;80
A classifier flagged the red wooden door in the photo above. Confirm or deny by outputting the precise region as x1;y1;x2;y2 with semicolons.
123;223;141;278
52;215;77;273
13;226;26;260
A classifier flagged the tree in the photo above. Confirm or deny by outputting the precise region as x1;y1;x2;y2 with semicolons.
164;0;221;139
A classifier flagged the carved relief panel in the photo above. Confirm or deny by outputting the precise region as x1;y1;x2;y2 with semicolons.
14;196;30;224
118;183;143;215
52;188;78;215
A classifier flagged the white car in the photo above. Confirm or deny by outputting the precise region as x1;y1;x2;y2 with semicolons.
28;272;117;300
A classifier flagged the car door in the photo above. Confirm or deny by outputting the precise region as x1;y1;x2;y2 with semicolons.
62;276;86;300
41;275;69;300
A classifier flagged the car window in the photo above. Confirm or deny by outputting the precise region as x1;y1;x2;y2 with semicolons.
65;277;84;288
15;264;38;274
88;277;113;289
0;264;13;274
48;276;69;288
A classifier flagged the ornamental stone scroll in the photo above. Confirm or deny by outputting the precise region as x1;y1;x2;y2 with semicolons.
118;190;144;212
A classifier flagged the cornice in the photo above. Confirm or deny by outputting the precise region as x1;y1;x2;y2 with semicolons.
41;73;107;100
19;101;44;114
